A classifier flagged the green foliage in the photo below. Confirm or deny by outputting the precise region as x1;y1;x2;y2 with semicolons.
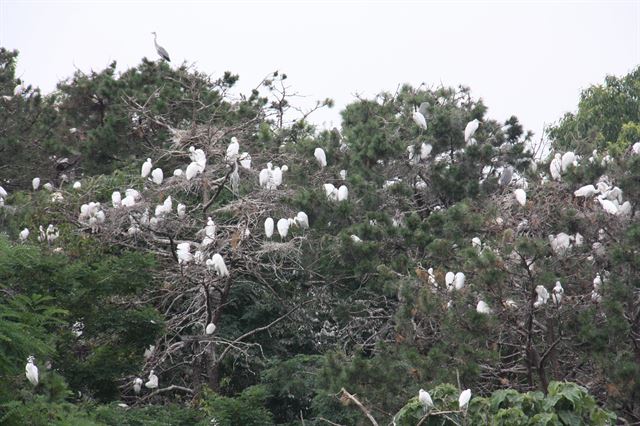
199;386;273;426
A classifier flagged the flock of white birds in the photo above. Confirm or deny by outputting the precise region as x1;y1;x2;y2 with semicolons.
7;112;638;399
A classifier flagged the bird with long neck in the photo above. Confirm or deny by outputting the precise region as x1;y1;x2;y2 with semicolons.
151;32;171;62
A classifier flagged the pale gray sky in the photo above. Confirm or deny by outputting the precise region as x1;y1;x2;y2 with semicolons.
1;0;639;143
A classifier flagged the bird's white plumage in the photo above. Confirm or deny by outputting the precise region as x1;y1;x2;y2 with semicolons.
314;147;327;168
133;377;143;394
264;217;274;238
295;212;309;229
206;323;216;335
550;154;562;181
514;188;526;206
464;119;480;142
32;177;40;191
476;301;492;314
418;389;433;409
151;168;163;185
574;184;598;198
552;281;564;305
141;158;152;178
145;370;158;389
25;357;38;386
459;389;471;408
19;228;29;241
337;185;348;201
412;111;427;130
277;218;290;239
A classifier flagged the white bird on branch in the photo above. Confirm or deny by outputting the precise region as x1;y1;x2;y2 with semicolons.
19;228;29;241
25;356;38;386
464;119;480;143
314;147;327;168
226;137;240;162
206;323;216;335
337;185;348;202
552;281;564;305
277;218;290;240
151;168;163;185
141;158;152;178
32;177;40;191
476;300;492;314
264;217;274;238
459;389;472;409
145;370;158;389
294;211;309;229
133;377;143;394
418;389;433;410
207;253;229;277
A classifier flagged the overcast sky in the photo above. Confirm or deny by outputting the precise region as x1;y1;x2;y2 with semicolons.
1;1;638;143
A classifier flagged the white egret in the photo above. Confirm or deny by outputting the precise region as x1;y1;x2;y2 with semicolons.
504;299;518;309
632;141;640;155
277;218;290;239
514;188;526;206
618;201;632;217
73;181;81;190
239;152;252;169
46;224;59;243
19;228;29;241
412;109;427;130
534;285;549;307
230;162;239;193
25;356;38;386
143;345;155;360
459;389;472;409
206;323;216;335
226;137;240;161
125;188;141;201
145;370;159;389
264;217;274;238
112;191;122;208
43;182;53;191
476;300;492;314
324;183;338;201
548;233;571;255
339;170;347;180
202;217;216;246
454;272;466;291
471;237;482;250
176;242;193;264
574;185;598;198
591;290;602;304
272;167;283;188
121;195;136;208
464;119;480;142
597;196;618;215
418;389;433;410
337;185;348;201
208;253;229;277
133;377;143;394
173;169;183;177
295;211;309;229
420;143;433;159
350;235;362;243
141;158;152;178
314;147;327;168
0;186;7;198
550;154;562;181
188;146;207;169
593;273;602;291
32;177;40;191
552;281;564;305
177;203;186;218
151;168;163;185
259;164;272;188
561;151;575;172
185;161;203;180
445;271;455;291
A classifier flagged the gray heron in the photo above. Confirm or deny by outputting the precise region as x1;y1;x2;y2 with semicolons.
151;32;171;62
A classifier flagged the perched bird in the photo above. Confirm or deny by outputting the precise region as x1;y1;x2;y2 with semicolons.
133;377;143;394
550;154;562;181
207;253;229;277
206;323;216;335
549;233;571;255
534;285;550;307
151;168;163;185
464;119;480;142
112;191;122;208
177;203;186;218
186;161;203;180
25;356;38;386
561;151;576;173
574;184;598;198
350;234;362;243
32;177;40;191
514;188;526;206
476;300;492;314
277;218;290;240
552;281;564;305
418;389;434;410
239;152;252;169
0;185;7;199
73;181;81;190
226;137;240;161
264;217;274;238
145;370;159;389
19;228;29;241
593;273;602;291
173;169;183;177
597;196;618;215
141;158;152;178
151;32;170;62
339;169;347;180
295;211;309;229
230;162;240;193
454;272;465;291
412;109;427;130
176;242;193;264
314;147;327;168
337;185;348;201
459;389;472;409
499;167;513;186
324;183;338;201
